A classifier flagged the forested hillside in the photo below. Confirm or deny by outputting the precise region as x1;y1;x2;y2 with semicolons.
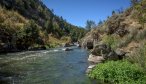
0;0;86;53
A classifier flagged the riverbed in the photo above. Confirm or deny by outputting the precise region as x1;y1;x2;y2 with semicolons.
0;47;99;84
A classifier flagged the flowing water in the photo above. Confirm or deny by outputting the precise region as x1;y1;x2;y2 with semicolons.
0;47;98;84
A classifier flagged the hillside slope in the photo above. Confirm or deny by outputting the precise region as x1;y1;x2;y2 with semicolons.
82;0;146;69
0;0;86;53
83;0;146;83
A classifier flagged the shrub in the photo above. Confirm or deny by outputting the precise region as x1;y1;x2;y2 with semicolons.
135;29;146;41
118;28;138;48
102;35;121;50
88;61;146;84
128;42;146;70
61;36;72;43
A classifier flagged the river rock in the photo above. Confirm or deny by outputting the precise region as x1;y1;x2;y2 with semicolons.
86;65;96;73
105;50;119;60
88;54;105;64
115;49;126;60
63;48;73;51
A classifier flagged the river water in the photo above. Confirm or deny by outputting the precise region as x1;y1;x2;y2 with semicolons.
0;47;98;84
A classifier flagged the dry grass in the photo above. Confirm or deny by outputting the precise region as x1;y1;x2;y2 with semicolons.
127;41;146;70
49;35;71;47
102;34;121;50
0;6;28;32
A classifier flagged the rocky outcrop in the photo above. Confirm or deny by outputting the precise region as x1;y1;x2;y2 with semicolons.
81;30;100;49
91;43;126;61
105;14;129;37
86;41;93;49
91;43;111;56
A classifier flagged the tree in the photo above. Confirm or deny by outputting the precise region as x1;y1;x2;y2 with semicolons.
112;10;116;15
130;0;140;6
98;20;103;26
85;20;96;31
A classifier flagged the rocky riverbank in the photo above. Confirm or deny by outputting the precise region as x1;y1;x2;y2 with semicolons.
86;43;126;73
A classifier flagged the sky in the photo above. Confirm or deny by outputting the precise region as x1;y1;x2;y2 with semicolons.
43;0;130;27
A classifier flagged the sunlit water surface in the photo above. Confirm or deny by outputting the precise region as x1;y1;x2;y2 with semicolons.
0;47;99;84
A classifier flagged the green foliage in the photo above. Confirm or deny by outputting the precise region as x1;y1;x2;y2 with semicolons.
15;20;45;49
102;35;121;49
134;0;146;28
118;28;138;48
88;61;146;84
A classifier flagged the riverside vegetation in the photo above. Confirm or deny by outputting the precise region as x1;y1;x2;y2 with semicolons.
81;0;146;83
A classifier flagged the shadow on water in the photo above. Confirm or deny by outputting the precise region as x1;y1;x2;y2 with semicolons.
0;47;101;84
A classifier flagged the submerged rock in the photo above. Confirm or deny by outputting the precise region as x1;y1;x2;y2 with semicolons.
62;48;73;51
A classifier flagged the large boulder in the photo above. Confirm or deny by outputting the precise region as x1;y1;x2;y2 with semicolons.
91;43;126;61
88;54;105;64
91;43;111;56
105;50;119;60
115;49;126;60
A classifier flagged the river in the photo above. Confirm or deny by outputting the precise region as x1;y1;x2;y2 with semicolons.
0;46;99;84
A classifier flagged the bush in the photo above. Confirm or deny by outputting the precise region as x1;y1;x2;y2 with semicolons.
118;28;138;48
135;29;146;41
102;35;121;50
128;42;146;70
88;61;146;84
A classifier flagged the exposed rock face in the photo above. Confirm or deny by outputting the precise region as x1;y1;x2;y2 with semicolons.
115;49;127;60
91;43;126;61
81;34;94;49
81;30;100;49
91;43;111;56
86;41;93;49
105;14;129;37
105;50;119;60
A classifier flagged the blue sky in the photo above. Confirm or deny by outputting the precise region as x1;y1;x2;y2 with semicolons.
43;0;130;27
